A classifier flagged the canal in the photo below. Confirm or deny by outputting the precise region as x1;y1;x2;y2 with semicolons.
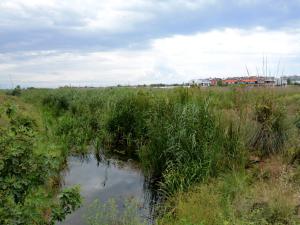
59;153;156;225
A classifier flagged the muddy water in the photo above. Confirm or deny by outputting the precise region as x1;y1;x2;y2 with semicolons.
59;154;155;225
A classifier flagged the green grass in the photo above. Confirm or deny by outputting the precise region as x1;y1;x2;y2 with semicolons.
11;85;300;224
158;163;300;225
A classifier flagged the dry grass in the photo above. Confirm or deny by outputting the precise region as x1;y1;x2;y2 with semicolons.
158;156;300;225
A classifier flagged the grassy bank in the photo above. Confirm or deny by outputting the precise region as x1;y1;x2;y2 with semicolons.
159;157;300;225
0;92;81;224
3;86;300;224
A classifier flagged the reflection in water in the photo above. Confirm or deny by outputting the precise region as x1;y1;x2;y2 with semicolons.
102;160;109;187
59;153;158;225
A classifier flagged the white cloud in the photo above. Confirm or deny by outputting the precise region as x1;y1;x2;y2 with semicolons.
2;0;300;88
151;27;300;77
0;0;56;8
1;27;300;88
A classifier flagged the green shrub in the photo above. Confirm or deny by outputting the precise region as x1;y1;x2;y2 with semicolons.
6;85;22;97
0;100;81;225
51;186;82;224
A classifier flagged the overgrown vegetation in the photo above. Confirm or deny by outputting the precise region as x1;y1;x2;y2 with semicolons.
250;97;287;156
0;94;81;224
2;85;300;224
6;85;22;97
158;160;300;225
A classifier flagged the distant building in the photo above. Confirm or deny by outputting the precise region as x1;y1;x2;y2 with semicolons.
223;79;238;85
223;76;277;86
210;78;222;86
284;75;300;85
275;77;288;86
238;77;258;85
263;77;276;86
188;75;295;87
190;79;211;87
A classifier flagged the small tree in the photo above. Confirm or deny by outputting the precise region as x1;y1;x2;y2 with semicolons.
12;85;22;96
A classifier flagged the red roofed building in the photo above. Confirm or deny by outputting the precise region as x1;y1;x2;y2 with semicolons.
223;77;259;85
223;79;238;85
239;78;258;84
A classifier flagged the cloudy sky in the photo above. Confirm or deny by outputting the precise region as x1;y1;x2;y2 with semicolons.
1;0;300;88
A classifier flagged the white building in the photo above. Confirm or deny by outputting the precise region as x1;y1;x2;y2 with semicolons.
190;79;211;87
288;76;300;84
275;77;288;86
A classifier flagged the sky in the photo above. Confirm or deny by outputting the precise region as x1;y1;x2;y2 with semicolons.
1;0;300;88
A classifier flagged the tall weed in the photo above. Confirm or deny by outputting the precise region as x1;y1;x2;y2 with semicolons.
250;97;287;156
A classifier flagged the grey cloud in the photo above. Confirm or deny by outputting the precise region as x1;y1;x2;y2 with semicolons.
1;0;300;53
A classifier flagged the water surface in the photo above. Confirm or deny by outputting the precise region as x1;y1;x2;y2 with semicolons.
59;154;153;225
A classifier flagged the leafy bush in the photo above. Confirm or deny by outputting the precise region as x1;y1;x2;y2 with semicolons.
51;186;82;224
0;104;49;202
0;100;81;224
